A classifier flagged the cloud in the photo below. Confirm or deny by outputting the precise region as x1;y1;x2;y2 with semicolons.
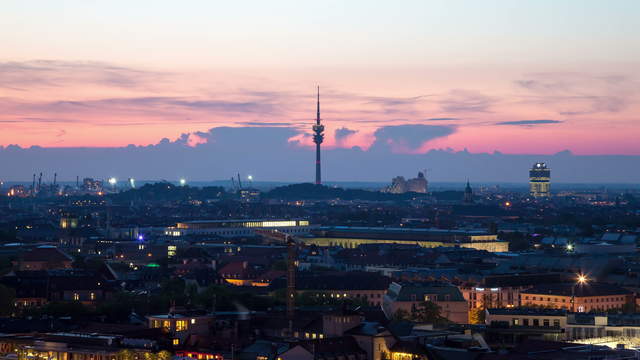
2;96;279;122
495;119;563;126
515;72;636;115
439;90;496;113
0;117;84;124
370;124;455;153
427;117;459;121
334;127;357;140
557;96;627;115
1;125;639;183
236;121;296;127
364;95;427;107
0;60;164;89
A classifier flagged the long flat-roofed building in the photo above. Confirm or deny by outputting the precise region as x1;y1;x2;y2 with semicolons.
520;282;633;313
303;226;508;252
164;219;314;238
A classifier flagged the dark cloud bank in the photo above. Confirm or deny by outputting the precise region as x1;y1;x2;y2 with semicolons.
1;125;638;183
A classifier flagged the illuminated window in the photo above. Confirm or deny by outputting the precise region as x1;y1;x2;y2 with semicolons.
173;339;179;345
176;320;188;331
191;318;196;324
163;320;171;329
168;245;177;257
73;293;80;301
90;292;96;300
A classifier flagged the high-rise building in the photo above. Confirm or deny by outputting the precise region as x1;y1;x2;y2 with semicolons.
312;86;324;185
529;162;551;197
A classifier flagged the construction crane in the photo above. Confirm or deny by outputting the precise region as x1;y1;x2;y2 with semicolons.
37;172;43;193
237;173;243;190
230;177;237;191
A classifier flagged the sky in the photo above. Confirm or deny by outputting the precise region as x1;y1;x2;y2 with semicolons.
1;1;639;182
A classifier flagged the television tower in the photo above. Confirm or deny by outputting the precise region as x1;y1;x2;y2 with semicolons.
312;86;324;185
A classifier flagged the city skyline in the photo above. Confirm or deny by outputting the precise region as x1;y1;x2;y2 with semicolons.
1;1;639;159
2;3;640;358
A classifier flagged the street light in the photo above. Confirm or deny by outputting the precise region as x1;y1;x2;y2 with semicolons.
571;273;589;312
108;177;117;191
577;274;587;284
179;178;186;186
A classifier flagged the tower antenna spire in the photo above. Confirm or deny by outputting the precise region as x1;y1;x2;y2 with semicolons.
312;86;325;185
316;86;320;125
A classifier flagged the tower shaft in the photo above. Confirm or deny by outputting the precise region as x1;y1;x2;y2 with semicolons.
312;86;324;185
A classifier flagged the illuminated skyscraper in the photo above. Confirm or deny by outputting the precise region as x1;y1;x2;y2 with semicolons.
529;162;551;197
312;86;324;185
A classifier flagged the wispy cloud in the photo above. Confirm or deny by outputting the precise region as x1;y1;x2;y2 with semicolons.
427;117;459;121
495;119;563;126
515;72;637;116
0;60;166;90
439;90;496;113
236;121;295;127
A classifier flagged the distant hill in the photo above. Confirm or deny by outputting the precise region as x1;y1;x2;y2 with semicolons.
108;182;226;202
263;183;426;201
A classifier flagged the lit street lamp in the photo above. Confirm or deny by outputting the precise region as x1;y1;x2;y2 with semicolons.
571;274;588;312
108;177;117;191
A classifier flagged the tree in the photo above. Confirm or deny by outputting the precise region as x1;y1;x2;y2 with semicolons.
270;260;287;271
0;284;15;316
40;301;89;318
501;232;530;251
117;349;134;360
390;309;411;321
411;301;447;325
157;351;171;360
0;256;14;275
469;307;485;324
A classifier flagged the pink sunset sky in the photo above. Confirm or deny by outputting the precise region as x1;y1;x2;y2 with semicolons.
1;1;639;155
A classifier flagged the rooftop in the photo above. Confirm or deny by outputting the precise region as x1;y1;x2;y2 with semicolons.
522;282;632;297
487;308;567;316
